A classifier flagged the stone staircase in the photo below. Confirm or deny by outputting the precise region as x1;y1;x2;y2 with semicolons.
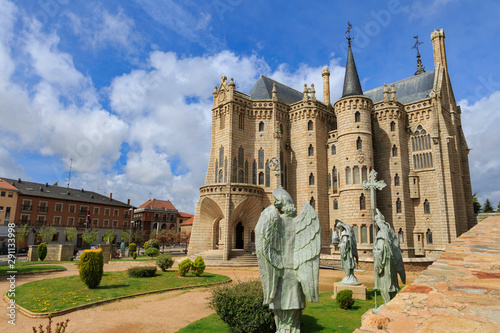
194;249;258;267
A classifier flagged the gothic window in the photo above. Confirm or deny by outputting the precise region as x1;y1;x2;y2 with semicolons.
412;125;433;170
332;167;338;192
328;173;331;189
333;199;338;210
308;144;314;156
259;121;264;132
392;145;398;157
331;144;336;155
361;166;367;182
238;170;244;183
355;111;360;122
232;158;237;182
390;121;395;131
220;112;225;129
394;173;400;186
398;228;403;244
280;151;283;168
309;173;315;185
424;199;431;214
238;146;244;168
258;172;264;185
245;160;249;183
426;229;433;244
356;137;362;150
218;170;223;183
308;120;313;131
345;167;351;185
258;148;264;169
396;198;402;213
360;194;366;210
309;197;315;209
353;225;358;242
353;166;360;184
219;146;224;164
280;123;284;134
252;160;257;185
238;113;244;129
361;225;368;243
224;158;227;182
215;160;218;183
265;161;270;187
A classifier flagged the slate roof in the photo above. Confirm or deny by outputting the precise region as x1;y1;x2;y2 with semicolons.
1;177;132;208
249;75;303;105
342;44;363;97
364;70;435;104
138;199;177;211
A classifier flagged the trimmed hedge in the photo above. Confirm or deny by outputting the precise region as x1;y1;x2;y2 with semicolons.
178;258;192;276
127;266;157;277
129;243;137;256
132;252;137;260
145;239;159;250
209;280;275;333
192;256;206;276
37;243;47;261
156;253;174;271
79;249;104;289
145;247;159;257
336;289;355;309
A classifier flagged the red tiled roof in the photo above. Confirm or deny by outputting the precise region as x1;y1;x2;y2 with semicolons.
179;212;194;218
0;179;19;192
138;199;177;210
181;217;194;226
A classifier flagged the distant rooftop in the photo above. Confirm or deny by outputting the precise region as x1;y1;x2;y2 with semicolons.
137;199;177;211
249;75;303;104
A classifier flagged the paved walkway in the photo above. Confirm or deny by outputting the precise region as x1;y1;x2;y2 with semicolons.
356;216;500;332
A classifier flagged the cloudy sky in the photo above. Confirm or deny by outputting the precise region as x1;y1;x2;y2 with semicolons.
0;0;499;213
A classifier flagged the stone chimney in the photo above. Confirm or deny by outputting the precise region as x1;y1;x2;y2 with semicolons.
322;66;330;105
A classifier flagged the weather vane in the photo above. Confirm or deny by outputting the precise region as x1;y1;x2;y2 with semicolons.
346;21;353;46
412;35;423;57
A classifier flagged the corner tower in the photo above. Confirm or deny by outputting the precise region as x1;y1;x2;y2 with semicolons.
333;35;374;251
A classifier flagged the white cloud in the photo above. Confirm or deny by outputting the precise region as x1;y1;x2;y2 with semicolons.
408;0;459;21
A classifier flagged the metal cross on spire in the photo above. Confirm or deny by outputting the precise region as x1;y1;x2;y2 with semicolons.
345;21;353;46
412;35;423;57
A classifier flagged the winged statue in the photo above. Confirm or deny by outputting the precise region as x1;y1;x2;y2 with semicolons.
334;219;361;285
255;187;321;333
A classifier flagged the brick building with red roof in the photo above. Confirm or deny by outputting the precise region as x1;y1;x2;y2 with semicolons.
133;199;193;236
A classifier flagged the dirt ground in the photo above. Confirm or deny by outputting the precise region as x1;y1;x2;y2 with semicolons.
0;261;419;333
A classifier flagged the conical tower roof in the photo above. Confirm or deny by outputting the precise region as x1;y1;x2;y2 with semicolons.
341;44;363;97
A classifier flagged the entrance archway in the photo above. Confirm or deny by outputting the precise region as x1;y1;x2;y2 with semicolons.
235;222;244;249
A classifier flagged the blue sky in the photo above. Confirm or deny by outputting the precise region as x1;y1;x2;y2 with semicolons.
1;0;499;212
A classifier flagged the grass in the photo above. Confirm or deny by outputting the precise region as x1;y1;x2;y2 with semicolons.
10;270;230;313
0;265;67;275
177;290;384;333
15;261;78;266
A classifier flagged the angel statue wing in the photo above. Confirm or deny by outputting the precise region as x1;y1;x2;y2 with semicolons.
343;222;359;264
255;205;284;305
293;203;321;303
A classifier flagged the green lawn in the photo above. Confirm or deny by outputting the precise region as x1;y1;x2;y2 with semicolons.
0;265;66;275
16;261;78;266
177;290;383;333
11;271;230;313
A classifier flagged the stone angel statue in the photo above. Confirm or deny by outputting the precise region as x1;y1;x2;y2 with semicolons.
334;219;360;285
255;187;321;333
373;209;406;304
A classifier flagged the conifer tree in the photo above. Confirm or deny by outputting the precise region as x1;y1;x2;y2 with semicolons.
483;199;494;213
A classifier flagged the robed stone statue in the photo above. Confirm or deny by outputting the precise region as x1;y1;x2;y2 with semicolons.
255;187;321;333
334;219;360;285
373;209;406;305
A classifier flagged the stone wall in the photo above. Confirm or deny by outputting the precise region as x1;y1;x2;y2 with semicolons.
27;244;74;261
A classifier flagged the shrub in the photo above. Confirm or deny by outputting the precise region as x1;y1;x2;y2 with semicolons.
145;247;159;257
37;243;47;261
127;266;157;278
209;280;275;333
145;238;159;250
79;249;104;289
69;256;74;261
192;256;206;276
132;252;137;260
33;315;70;333
336;289;355;309
129;243;137;256
156;253;174;271
178;258;192;276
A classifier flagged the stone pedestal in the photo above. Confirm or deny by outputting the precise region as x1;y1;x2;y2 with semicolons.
27;245;38;261
99;244;111;263
333;282;367;300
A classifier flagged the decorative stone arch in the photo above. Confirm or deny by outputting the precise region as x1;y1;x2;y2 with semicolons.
230;197;262;252
189;196;225;255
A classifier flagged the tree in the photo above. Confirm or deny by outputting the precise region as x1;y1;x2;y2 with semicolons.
15;224;29;254
131;229;147;246
65;227;78;243
179;232;191;253
472;193;481;214
38;225;57;244
497;200;500;212
102;229;116;243
156;230;175;252
483;199;494;213
121;230;130;243
82;228;99;248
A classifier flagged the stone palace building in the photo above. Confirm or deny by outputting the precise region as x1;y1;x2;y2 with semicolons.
188;29;475;263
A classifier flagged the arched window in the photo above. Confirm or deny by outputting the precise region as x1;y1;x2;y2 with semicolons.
328;173;331;189
258;148;264;169
259;121;264;131
360;193;366;210
345;167;351;185
353;166;360;184
238;146;244;168
218;170;223;183
308;120;313;131
426;229;433;244
331;144;336;155
252;160;257;184
398;228;403;244
232;158;237;182
362;166;368;182
361;225;368;243
238;113;244;129
353;225;358;242
390;121;395;131
219;146;224;164
424;199;430;214
238;170;244;183
220;112;225;129
309;197;315;209
356;137;362;150
224;158;228;182
394;173;400;186
333;199;338;210
392;145;398;157
308;144;314;156
332;167;338;192
280;123;284;134
215;160;218;183
309;173;315;185
355;111;360;122
245;160;249;183
396;198;402;213
258;172;264;185
265;161;270;187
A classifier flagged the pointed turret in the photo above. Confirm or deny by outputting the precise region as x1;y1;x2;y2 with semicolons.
341;42;363;97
